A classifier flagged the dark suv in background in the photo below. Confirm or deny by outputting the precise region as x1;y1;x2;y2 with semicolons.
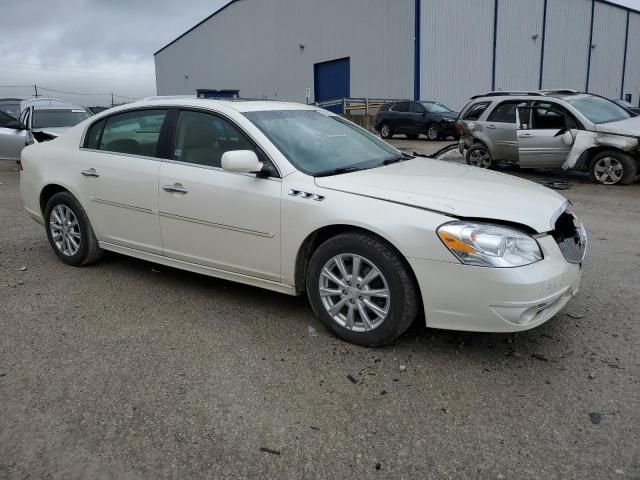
374;100;459;140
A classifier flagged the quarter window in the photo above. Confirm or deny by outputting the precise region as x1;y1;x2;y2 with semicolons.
172;110;258;169
85;118;107;149
98;109;167;157
464;102;490;121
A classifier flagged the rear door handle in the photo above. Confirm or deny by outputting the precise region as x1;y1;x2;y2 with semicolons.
486;124;497;129
81;168;99;177
163;184;188;194
520;133;533;137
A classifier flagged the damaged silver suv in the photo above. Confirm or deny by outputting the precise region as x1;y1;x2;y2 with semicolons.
457;90;639;185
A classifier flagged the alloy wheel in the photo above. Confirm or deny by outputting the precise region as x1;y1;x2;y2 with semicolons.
49;204;81;256
468;149;491;168
381;124;391;138
427;126;439;140
593;157;623;185
319;254;390;332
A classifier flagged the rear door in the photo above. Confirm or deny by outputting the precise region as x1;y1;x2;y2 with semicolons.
389;102;410;132
0;111;26;161
76;109;168;254
516;102;576;167
158;109;282;281
407;102;426;133
484;100;526;161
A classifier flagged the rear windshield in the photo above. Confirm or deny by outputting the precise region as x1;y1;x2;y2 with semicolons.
565;95;631;124
32;109;90;129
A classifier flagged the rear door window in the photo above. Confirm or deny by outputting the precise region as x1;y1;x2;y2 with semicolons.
409;102;425;113
464;102;490;121
98;109;168;157
487;101;527;123
391;102;409;113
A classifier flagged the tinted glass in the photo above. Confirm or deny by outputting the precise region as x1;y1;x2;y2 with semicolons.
392;102;409;113
85;118;106;149
173;110;255;168
32;109;90;129
487;101;523;123
422;102;451;113
409;103;424;113
0;103;20;118
244;110;399;176
99;109;167;157
464;102;490;120
0;111;16;127
566;95;632;124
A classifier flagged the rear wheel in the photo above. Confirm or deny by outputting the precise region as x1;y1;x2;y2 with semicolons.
380;123;393;139
589;150;637;185
45;192;103;266
306;232;419;347
466;143;493;169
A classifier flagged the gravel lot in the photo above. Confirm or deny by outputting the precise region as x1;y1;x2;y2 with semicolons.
1;141;639;479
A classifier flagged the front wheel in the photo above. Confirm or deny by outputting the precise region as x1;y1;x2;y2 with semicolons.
306;233;419;347
45;191;103;266
426;124;441;141
589;150;637;185
466;143;493;169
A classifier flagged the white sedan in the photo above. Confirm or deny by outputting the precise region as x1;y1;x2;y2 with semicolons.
19;98;586;346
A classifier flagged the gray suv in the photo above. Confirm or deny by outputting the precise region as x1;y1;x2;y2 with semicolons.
457;90;639;185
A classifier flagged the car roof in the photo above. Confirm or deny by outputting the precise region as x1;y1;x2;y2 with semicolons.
20;98;75;109
107;97;325;114
32;105;88;111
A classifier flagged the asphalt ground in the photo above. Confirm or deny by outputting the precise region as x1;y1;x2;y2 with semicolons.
1;141;639;479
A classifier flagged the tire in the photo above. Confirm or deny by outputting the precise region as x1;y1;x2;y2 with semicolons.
588;150;637;185
426;124;441;141
306;232;419;347
406;134;419;140
45;191;103;266
380;123;393;139
466;143;493;169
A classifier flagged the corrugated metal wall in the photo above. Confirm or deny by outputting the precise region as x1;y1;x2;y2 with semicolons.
155;0;415;102
494;0;545;92
540;0;592;90
588;1;627;97
623;12;640;105
420;0;494;110
155;0;639;109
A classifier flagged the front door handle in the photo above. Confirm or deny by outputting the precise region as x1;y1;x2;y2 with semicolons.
81;168;99;177
163;184;188;194
486;124;497;129
519;133;533;137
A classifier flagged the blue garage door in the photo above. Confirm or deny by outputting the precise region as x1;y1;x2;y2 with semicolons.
314;57;350;113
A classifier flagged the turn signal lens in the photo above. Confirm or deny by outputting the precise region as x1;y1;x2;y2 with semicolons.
437;221;543;268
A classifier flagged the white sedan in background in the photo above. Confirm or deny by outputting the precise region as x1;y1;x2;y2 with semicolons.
19;98;586;346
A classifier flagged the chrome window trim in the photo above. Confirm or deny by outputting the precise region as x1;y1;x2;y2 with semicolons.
79;148;162;163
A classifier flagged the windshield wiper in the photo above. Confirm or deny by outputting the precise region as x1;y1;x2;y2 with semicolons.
315;166;366;177
381;152;414;166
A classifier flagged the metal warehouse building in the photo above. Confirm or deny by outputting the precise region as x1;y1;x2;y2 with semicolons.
154;0;640;110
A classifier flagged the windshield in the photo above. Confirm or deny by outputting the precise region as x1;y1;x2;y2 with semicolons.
243;110;401;176
565;95;631;124
32;109;90;129
421;102;452;113
0;103;20;118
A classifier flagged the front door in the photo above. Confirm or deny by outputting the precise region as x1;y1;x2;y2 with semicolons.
158;110;281;281
76;109;167;254
516;103;574;168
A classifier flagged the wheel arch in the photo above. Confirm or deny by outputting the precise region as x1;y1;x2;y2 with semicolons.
293;224;422;306
40;184;71;216
575;146;637;172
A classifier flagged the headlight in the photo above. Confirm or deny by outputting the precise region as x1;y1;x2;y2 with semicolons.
437;221;542;267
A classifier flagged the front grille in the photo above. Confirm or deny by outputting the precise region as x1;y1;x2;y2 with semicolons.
551;210;587;264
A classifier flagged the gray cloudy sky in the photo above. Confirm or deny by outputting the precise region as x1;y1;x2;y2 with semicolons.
1;0;639;106
0;0;228;106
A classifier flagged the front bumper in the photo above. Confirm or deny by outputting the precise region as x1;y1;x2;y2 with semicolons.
408;235;582;332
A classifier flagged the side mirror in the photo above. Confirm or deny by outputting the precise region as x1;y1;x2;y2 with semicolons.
7;120;27;130
221;150;263;174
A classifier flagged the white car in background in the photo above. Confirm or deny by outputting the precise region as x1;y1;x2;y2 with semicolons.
19;98;586;346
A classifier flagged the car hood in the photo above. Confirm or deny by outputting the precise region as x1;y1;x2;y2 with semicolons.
30;126;68;137
314;158;567;233
594;115;640;136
